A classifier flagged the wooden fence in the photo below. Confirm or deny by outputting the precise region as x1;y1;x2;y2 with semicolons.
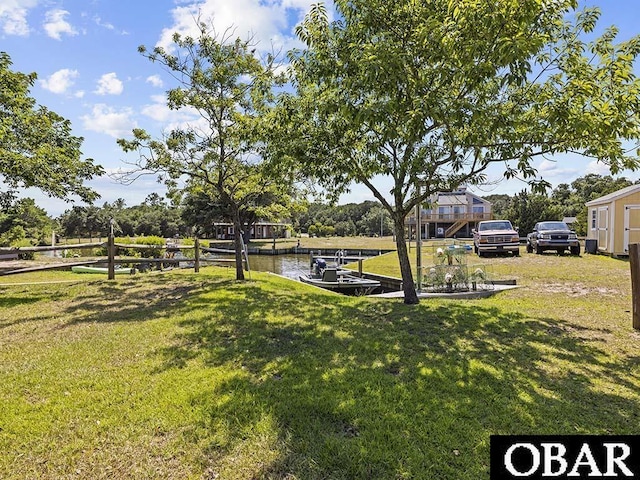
0;236;247;280
630;243;640;330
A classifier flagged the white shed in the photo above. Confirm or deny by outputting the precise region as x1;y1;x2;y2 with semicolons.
585;184;640;257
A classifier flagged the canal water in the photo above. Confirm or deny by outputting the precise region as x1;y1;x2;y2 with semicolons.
42;250;343;281
245;254;312;280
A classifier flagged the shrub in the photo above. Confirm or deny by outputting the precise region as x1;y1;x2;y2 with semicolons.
135;236;165;258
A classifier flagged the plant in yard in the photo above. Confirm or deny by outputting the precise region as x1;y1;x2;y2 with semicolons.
470;266;487;285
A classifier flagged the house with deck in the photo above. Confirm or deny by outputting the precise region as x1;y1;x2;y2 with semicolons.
405;187;492;239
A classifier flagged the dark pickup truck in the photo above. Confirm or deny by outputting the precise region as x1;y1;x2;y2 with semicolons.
526;221;580;255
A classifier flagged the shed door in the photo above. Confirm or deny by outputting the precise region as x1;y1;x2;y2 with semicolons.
597;206;609;251
624;205;640;253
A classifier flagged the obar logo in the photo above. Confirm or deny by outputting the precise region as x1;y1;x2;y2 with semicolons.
491;436;640;479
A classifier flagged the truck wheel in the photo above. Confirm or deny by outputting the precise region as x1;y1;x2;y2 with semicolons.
513;249;520;257
536;245;544;255
570;245;580;256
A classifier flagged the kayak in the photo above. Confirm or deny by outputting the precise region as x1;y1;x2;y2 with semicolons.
71;266;134;274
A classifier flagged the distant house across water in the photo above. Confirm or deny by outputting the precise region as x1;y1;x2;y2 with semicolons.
211;221;291;240
405;186;492;239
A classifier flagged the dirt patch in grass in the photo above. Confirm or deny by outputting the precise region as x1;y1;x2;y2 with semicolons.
538;282;621;297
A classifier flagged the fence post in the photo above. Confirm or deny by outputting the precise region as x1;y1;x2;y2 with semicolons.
630;243;640;330
194;237;200;273
107;234;115;280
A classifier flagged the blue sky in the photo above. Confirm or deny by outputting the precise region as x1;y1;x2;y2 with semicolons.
1;0;639;216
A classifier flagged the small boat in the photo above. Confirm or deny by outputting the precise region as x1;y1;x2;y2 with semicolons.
71;266;134;275
299;267;380;295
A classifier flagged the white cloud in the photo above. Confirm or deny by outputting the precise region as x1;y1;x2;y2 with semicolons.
146;75;164;88
156;0;318;55
0;0;38;36
39;68;79;94
538;159;558;173
141;95;176;122
538;159;574;175
81;104;137;138
94;72;124;95
535;156;580;182
94;16;114;30
141;94;206;133
43;9;78;40
93;15;128;35
586;160;613;176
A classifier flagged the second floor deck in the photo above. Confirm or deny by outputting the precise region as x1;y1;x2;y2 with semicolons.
405;212;493;224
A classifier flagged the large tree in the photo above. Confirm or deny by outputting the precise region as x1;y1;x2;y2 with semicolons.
274;1;640;303
0;52;103;204
0;197;53;246
505;190;562;236
118;23;297;280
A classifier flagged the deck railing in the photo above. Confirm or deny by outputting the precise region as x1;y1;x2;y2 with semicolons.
405;212;493;224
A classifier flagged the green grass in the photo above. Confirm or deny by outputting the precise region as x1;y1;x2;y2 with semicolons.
1;251;639;479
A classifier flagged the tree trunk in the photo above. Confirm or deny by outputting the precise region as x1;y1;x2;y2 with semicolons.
232;213;245;281
393;214;419;304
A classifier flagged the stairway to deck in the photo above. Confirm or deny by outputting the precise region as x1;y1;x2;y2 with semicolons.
445;219;468;238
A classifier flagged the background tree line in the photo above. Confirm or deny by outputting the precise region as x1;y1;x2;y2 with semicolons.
296;173;639;238
1;173;636;247
0;194;395;244
294;201;394;237
0;193;188;246
486;174;639;236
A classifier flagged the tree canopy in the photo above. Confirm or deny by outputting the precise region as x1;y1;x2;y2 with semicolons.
118;23;299;280
274;0;640;303
0;52;103;204
57;196;187;241
0;197;53;247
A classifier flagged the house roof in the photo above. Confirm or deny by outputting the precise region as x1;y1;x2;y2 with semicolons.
585;184;640;207
436;193;466;206
436;190;491;205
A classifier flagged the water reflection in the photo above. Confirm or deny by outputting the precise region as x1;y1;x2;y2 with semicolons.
246;254;311;279
42;250;322;281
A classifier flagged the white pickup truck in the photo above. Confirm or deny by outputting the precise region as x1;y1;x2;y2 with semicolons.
472;220;520;257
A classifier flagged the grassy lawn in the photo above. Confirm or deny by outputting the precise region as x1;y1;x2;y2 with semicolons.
1;250;639;479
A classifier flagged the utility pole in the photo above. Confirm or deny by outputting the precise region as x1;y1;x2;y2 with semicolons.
107;218;115;280
416;187;422;292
